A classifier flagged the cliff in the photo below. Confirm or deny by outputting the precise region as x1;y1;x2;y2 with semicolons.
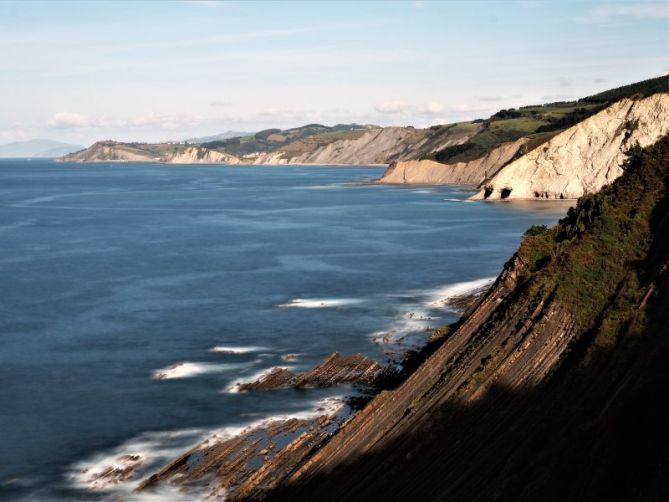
377;137;529;185
259;135;669;501
59;141;158;162
162;146;240;164
472;93;669;200
134;138;669;500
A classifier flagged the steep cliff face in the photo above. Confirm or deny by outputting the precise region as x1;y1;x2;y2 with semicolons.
163;146;240;164
59;141;157;162
60;143;242;164
243;124;480;165
263;135;669;501
472;93;669;200
377;137;529;185
248;127;432;165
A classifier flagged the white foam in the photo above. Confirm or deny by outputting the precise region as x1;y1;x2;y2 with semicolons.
276;297;365;308
69;428;206;493
208;345;266;354
68;396;346;498
443;198;463;202
152;361;249;380
426;276;495;308
371;276;495;350
208;396;346;439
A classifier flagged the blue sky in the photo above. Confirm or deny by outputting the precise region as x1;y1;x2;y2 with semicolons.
0;0;667;145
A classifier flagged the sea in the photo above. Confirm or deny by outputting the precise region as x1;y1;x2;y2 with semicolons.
0;159;571;500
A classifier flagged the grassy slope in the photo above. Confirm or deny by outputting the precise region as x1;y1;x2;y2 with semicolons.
202;124;374;156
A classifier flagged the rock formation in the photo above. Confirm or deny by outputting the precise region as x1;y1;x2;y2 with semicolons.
233;353;383;392
377;137;529;185
138;406;345;501
472;93;669;200
59;141;157;162
162;146;240;164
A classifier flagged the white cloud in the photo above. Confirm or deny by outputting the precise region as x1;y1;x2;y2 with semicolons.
47;111;204;131
48;112;91;129
374;101;446;116
577;2;668;23
374;100;411;114
420;102;445;115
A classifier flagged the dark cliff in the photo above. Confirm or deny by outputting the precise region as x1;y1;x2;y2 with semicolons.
264;136;669;501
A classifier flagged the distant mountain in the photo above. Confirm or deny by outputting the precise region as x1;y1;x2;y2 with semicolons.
0;139;84;158
185;131;253;144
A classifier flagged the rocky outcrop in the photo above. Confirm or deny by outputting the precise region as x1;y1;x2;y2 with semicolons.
233;353;383;392
163;146;240;164
245;125;479;165
59;141;157;162
138;405;346;501
61;143;241;164
472;93;669;200
377;137;529;185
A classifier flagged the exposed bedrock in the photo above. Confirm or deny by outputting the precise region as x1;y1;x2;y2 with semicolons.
235;352;384;392
472;93;669;200
377;137;529;185
138;411;344;501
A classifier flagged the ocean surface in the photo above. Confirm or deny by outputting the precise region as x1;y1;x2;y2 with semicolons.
0;159;571;500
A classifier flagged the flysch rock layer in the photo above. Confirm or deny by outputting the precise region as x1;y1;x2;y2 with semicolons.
138;411;345;501
250;127;424;165
235;353;384;392
163;146;240;164
60;141;156;162
377;137;529;185
471;93;669;200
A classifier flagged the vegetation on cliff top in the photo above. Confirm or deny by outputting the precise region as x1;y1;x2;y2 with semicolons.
429;74;668;164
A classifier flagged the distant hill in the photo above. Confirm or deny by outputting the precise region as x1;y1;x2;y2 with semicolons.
185;131;253;144
60;75;668;168
0;139;83;158
199;123;379;156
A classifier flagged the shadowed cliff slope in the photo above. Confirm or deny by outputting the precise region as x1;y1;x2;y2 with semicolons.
264;135;669;502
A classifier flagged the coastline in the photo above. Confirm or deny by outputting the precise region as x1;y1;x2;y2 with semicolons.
54;158;389;168
70;279;492;500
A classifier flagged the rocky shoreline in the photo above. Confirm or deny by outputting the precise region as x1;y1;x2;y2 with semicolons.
129;287;487;500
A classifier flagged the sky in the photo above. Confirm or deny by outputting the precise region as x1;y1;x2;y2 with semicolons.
0;0;667;145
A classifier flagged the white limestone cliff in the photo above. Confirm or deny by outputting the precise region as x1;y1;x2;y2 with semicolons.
471;93;669;200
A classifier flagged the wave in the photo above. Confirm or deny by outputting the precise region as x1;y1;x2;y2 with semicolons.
208;345;266;354
69;427;207;494
67;396;346;498
152;361;251;380
225;366;294;393
276;297;365;309
371;276;495;351
426;276;495;308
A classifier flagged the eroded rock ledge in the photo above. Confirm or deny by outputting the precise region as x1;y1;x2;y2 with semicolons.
235;352;384;392
138;407;345;501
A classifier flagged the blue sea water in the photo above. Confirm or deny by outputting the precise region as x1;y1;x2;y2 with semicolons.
0;160;571;500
